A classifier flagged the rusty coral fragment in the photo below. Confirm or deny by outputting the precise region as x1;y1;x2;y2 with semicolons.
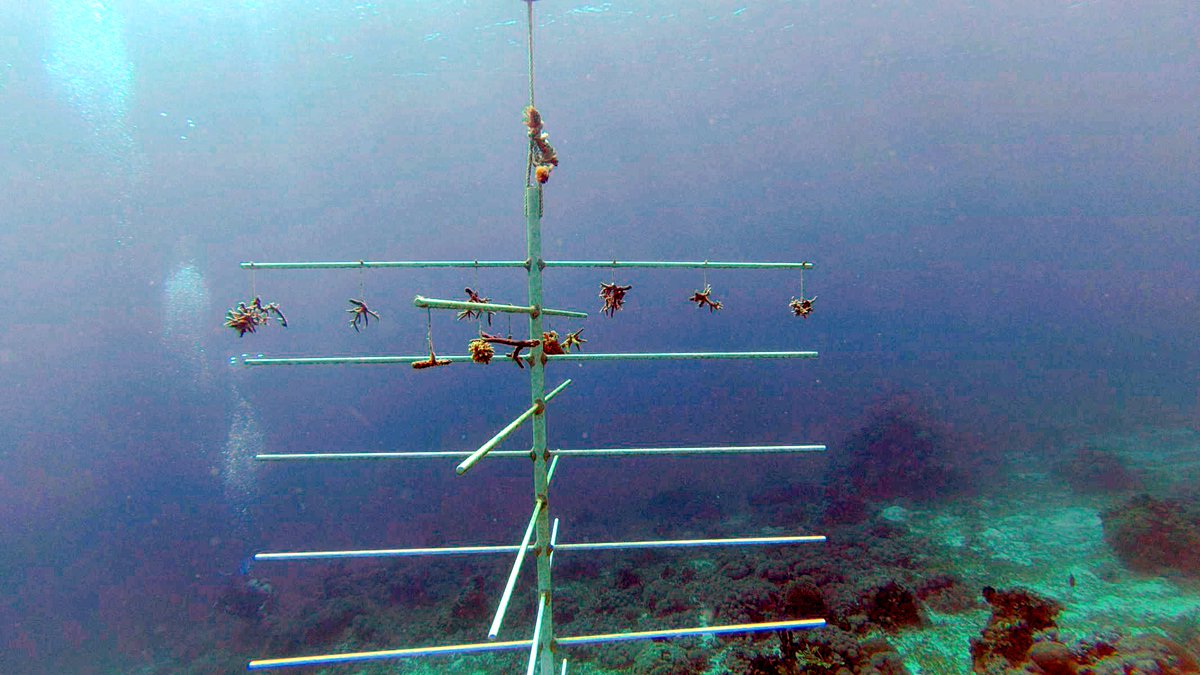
412;350;452;370
689;284;723;312
789;295;816;318
541;331;566;356
480;332;541;369
524;105;559;184
598;282;632;317
225;297;288;337
456;287;494;325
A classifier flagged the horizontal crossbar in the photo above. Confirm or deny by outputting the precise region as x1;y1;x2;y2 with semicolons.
254;534;826;561
544;260;814;270
242;260;528;270
255;444;826;462
239;259;814;271
548;351;818;361
241;351;817;367
247;618;825;670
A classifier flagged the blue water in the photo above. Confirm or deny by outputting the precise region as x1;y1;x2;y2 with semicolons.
1;1;1197;673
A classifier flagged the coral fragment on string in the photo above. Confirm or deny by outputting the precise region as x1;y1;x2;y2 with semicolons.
789;295;816;318
412;350;452;370
346;298;381;331
599;282;632;317
456;287;494;325
224;297;288;337
689;284;723;312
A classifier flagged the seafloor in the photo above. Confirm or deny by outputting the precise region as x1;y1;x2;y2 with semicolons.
177;426;1200;675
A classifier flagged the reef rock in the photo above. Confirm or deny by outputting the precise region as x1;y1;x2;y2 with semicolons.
825;400;978;523
1055;446;1143;494
1102;494;1200;577
970;586;1061;672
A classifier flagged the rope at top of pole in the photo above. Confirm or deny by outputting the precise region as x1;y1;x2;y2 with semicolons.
527;1;536;107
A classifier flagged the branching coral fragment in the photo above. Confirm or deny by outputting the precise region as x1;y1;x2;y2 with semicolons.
224;297;288;337
789;295;816;318
456;287;494;325
559;328;586;352
480;332;541;369
599;282;632;317
689;284;723;312
346;298;381;331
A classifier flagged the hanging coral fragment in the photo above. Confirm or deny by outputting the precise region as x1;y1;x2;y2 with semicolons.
346;298;381;331
789;296;816;318
224;297;288;337
689;284;723;313
599;282;632;317
457;287;494;325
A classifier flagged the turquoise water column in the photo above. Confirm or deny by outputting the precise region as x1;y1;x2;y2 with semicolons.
525;184;555;674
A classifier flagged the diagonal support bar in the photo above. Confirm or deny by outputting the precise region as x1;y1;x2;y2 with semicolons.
490;498;544;640
457;379;572;475
414;295;587;319
526;593;548;675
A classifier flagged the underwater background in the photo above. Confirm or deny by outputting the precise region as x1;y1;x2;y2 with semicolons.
1;1;1198;673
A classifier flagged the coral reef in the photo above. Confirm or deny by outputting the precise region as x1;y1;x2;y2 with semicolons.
631;640;709;674
735;626;910;675
915;573;978;614
215;578;274;621
978;629;1200;675
970;586;1062;672
824;400;979;523
863;580;925;632
1054;446;1144;494
1102;494;1200;577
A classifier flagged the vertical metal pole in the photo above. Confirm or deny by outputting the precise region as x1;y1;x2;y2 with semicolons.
525;184;554;674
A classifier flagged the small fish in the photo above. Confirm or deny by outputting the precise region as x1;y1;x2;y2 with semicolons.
1067;574;1076;588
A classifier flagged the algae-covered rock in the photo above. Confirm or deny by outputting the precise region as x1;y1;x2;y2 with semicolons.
1102;494;1200;577
969;586;1061;672
825;400;979;523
